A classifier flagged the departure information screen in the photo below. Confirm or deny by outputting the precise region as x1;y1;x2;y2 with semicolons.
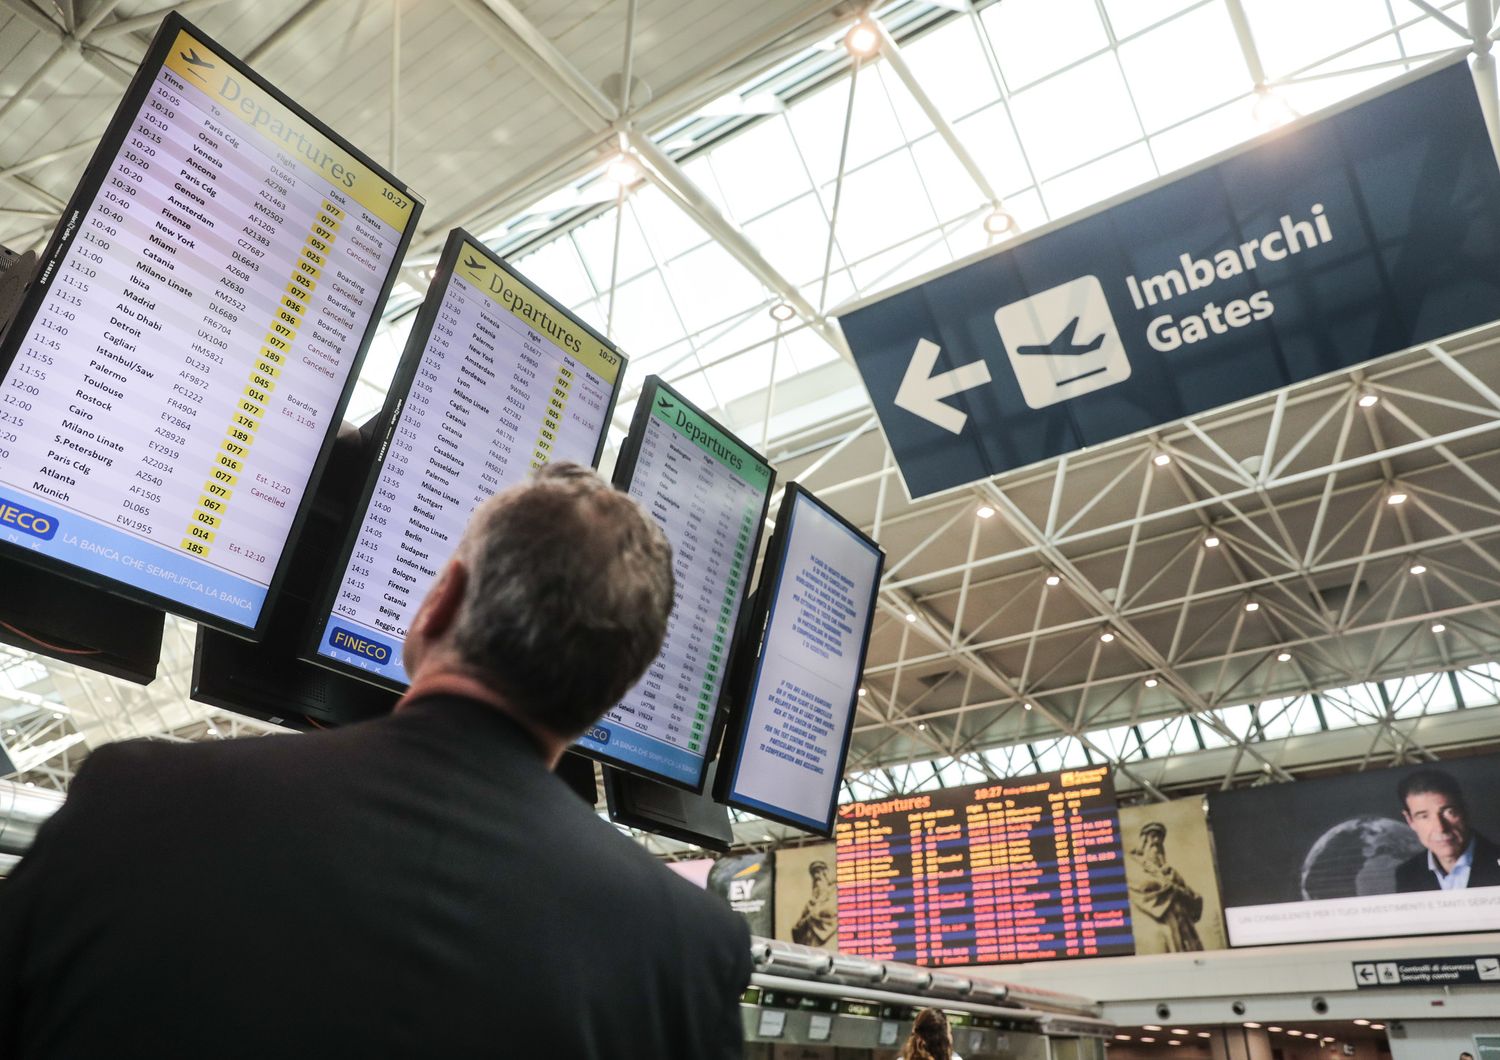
575;378;774;791
719;484;882;834
836;768;1135;966
0;14;418;632
312;232;623;687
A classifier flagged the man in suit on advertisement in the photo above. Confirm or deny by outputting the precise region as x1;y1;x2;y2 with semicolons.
1394;769;1500;892
0;463;752;1059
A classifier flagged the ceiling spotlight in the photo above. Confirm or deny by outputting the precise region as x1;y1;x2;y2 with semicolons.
1370;1024;1385;1031
1169;1041;1183;1047
1144;1026;1163;1033
1116;1035;1132;1042
604;153;640;188
917;722;927;731
1145;677;1159;688
1245;601;1260;612
1387;491;1407;505
1432;622;1447;633
1409;562;1427;575
1357;393;1379;408
52;712;64;720
1171;1030;1189;1036
1204;534;1221;548
905;612;917;623
1100;631;1115;643
1153;453;1171;467
1197;1033;1212;1039
976;504;996;520
768;301;796;322
982;208;1016;235
844;19;881;57
1352;1021;1369;1027
857;687;867;698
1276;651;1292;662
1023;701;1034;711
1045;573;1061;587
1288;1030;1304;1037
1268;1027;1284;1033
1141;1038;1157;1044
1243;1023;1261;1029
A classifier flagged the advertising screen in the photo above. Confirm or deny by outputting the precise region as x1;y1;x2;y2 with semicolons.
574;376;775;792
1210;752;1500;946
836;767;1135;966
311;230;624;687
0;13;419;633
717;483;883;835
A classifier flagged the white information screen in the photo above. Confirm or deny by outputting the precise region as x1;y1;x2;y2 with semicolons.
313;238;622;686
0;19;417;630
576;384;773;789
725;488;880;831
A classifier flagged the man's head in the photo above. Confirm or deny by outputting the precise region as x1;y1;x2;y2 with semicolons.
809;861;831;884
1136;821;1167;861
1398;769;1471;869
405;462;674;743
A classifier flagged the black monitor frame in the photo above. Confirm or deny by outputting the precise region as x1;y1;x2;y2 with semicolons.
603;762;733;854
573;374;776;794
302;227;628;691
713;482;884;836
0;11;422;640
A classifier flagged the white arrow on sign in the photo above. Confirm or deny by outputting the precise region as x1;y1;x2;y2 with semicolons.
893;338;992;435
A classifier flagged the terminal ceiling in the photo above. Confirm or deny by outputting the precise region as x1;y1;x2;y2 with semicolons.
3;0;1500;848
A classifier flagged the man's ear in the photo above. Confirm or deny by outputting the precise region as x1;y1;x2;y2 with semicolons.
415;559;468;641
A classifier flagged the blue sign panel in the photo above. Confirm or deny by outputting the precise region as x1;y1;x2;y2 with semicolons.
836;60;1500;499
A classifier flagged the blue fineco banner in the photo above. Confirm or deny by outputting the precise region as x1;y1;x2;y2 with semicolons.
836;60;1500;500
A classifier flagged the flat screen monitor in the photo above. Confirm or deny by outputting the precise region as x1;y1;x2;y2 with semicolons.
307;229;625;688
574;376;775;793
836;768;1135;966
715;483;883;835
0;12;420;636
1209;750;1500;947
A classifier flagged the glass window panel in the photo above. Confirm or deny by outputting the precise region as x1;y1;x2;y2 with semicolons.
1060;736;1093;767
662;241;765;336
704;118;814;223
785;74;907;187
1194;718;1230;749
848;232;956;296
1255;697;1299;740
605;271;684;357
570;209;653;293
1008;54;1142;179
909;134;990;226
742;192;839;287
1118;2;1249;131
1214;703;1255;740
661;370;723;418
1149;93;1261;174
1317;692;1361;729
1040;142;1157;219
824;150;940;263
1031;742;1064;773
1139;721;1176;758
1103;0;1203;38
981;0;1109;90
704;348;766;407
1398;5;1473;54
872;63;932;143
953;102;1033;198
1275;39;1408;116
900;18;1002;121
514;235;599;308
1242;0;1395;78
629;183;709;261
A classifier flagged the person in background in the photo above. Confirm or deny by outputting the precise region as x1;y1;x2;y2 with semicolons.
903;1007;959;1060
0;462;752;1059
1395;769;1500;892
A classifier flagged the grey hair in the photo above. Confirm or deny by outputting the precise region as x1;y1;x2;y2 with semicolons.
450;462;674;736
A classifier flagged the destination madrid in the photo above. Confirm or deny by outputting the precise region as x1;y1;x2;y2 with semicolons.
1124;203;1333;352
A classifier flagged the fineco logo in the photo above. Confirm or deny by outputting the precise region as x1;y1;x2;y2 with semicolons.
995;275;1129;410
329;626;392;663
0;496;58;541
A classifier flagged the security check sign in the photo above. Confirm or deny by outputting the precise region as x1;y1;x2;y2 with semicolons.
835;59;1500;500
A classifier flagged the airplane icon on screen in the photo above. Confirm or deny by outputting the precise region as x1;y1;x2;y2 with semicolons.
179;48;214;80
1015;317;1105;358
463;255;486;270
657;396;673;411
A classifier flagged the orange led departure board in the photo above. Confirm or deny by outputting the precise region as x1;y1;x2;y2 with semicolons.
835;766;1135;966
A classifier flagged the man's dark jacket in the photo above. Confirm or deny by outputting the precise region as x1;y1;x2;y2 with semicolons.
1394;831;1500;892
0;696;750;1058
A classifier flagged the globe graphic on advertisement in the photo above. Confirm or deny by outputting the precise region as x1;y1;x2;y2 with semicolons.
1300;816;1425;899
